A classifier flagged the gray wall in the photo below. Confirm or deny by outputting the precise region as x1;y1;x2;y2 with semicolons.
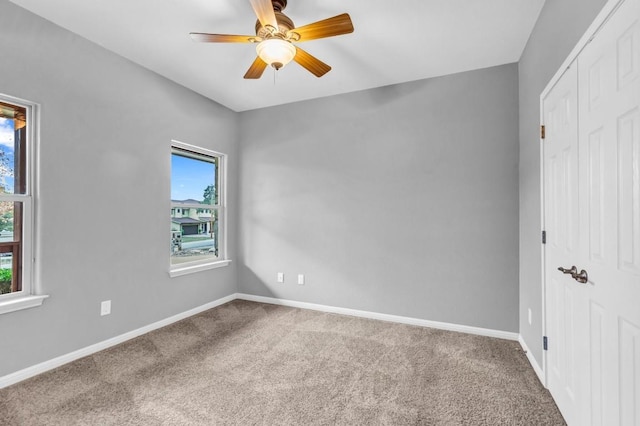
239;64;520;332
518;0;608;365
0;0;239;377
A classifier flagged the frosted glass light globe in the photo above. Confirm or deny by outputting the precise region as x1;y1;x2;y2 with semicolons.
256;39;296;70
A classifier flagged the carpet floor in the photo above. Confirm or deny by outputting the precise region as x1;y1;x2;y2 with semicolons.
0;300;565;425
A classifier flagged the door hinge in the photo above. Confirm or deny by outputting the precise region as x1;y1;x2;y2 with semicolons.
542;230;546;244
541;125;546;139
543;336;548;351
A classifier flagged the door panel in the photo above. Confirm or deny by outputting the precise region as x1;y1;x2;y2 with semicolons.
618;108;640;274
616;20;639;89
589;301;605;425
562;284;576;397
619;319;640;425
588;128;606;263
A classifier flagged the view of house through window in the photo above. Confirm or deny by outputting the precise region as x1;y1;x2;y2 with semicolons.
0;100;28;296
170;143;223;268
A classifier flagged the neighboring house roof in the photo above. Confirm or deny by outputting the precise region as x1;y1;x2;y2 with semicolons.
171;199;208;205
171;218;203;225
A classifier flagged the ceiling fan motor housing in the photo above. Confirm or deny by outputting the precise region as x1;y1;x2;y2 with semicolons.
271;0;286;12
255;12;295;39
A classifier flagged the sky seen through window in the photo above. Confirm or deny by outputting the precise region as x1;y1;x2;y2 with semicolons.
171;153;215;202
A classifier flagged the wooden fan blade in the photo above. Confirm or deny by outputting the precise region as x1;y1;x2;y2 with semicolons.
190;33;257;43
249;0;278;30
288;13;354;42
244;56;268;79
294;47;331;77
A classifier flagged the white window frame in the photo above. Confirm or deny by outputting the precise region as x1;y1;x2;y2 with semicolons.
169;140;230;277
0;93;47;315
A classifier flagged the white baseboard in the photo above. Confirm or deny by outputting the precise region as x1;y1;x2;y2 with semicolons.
236;293;519;341
518;335;546;387
0;293;236;389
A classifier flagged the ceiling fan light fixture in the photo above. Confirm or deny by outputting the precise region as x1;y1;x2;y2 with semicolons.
190;0;353;79
256;38;296;70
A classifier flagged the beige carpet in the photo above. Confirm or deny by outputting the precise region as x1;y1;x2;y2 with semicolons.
0;300;565;425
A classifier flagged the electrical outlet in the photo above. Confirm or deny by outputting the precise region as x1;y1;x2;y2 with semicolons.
277;272;284;283
528;308;532;325
101;300;111;316
297;274;304;285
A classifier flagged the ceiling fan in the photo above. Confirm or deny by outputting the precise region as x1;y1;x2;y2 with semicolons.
190;0;354;79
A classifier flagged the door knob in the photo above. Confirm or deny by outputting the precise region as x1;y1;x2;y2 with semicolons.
558;265;577;275
572;269;588;284
557;265;588;284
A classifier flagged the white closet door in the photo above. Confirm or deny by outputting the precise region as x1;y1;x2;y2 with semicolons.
577;0;640;423
543;0;640;424
543;63;587;426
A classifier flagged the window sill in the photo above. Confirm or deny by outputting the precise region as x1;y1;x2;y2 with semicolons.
0;294;49;315
169;259;231;278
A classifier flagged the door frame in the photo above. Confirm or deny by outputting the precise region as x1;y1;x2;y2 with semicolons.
538;0;625;388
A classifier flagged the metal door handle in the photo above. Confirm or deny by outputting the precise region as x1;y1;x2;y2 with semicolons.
572;269;588;284
558;265;577;275
557;265;588;284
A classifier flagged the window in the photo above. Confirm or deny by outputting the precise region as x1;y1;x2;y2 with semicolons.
170;141;228;276
0;95;43;313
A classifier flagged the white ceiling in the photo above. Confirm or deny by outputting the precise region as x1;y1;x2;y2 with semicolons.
9;0;545;112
